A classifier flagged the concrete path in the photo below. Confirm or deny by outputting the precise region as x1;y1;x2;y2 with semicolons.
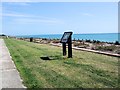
0;39;26;89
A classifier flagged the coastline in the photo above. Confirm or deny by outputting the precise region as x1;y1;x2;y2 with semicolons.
1;34;120;57
15;33;119;43
12;36;120;57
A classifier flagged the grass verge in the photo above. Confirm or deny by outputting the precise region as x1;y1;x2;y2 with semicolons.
4;38;119;88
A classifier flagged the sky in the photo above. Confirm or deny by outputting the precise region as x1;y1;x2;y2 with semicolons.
0;1;118;35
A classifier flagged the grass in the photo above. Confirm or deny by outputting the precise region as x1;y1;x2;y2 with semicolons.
4;38;119;88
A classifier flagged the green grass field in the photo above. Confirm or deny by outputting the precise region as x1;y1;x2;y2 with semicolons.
4;38;119;88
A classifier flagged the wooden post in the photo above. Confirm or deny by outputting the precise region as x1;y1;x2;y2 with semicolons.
68;35;72;58
30;37;33;42
63;43;66;56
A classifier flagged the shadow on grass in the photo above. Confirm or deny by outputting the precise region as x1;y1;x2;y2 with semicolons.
40;55;64;61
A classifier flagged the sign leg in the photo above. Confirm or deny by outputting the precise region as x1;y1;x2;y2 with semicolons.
63;43;66;56
68;37;72;58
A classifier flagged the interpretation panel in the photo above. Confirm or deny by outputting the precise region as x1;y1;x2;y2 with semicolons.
60;32;73;58
60;32;72;43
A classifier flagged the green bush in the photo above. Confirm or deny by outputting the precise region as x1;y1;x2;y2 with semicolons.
114;41;120;45
96;45;116;52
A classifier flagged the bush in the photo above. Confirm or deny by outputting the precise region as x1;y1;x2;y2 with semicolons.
0;34;6;36
73;42;81;47
52;40;60;43
95;45;116;51
115;50;120;54
85;39;91;43
92;40;101;44
114;41;120;45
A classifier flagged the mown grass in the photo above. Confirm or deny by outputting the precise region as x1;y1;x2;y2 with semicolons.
4;38;119;88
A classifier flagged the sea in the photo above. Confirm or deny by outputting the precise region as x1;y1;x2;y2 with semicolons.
16;33;120;43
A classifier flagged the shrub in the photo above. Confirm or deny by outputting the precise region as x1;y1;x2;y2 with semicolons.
73;42;81;47
114;41;120;45
95;45;116;52
85;39;91;43
52;40;60;43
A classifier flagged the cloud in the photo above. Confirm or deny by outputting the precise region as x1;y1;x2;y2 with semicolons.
81;13;94;16
7;2;30;6
1;13;31;17
0;6;2;13
14;18;61;24
1;0;31;2
1;0;119;2
2;12;64;24
1;12;59;20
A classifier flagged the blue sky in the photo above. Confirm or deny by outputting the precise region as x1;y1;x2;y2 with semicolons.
1;2;118;35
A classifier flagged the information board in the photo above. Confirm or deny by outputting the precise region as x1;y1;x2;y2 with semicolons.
60;32;72;43
60;32;73;58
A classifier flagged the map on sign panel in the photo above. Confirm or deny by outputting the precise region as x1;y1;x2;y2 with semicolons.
61;32;72;43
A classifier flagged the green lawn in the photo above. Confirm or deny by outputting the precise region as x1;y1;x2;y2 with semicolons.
4;38;119;88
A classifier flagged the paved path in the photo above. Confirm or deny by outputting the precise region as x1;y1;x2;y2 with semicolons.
0;39;26;89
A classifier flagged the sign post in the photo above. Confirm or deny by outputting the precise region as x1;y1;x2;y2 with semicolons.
68;35;72;58
60;32;73;58
30;37;33;42
62;43;66;56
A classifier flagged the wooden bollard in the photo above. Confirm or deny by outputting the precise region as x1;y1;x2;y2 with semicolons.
30;37;33;42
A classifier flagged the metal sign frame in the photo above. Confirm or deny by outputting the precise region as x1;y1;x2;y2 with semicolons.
60;32;72;43
60;32;73;58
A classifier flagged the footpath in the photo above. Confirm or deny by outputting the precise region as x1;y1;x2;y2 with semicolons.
0;39;26;89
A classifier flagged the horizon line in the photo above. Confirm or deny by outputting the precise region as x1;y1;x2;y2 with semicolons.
3;32;118;36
